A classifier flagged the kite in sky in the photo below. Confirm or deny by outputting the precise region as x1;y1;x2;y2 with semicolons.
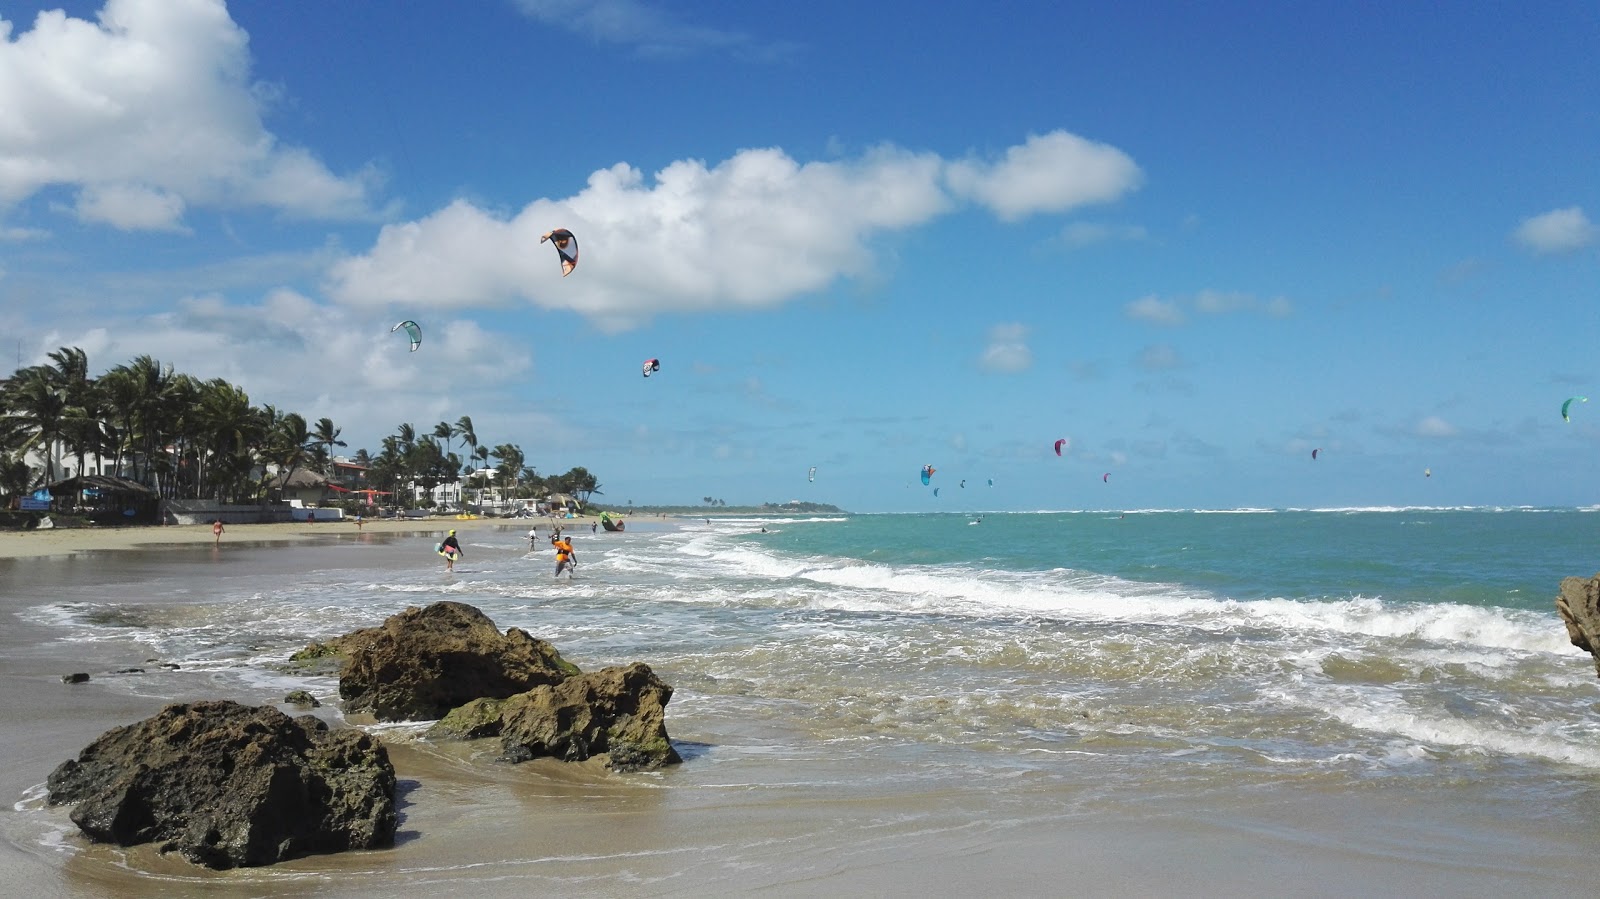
808;466;817;483
1563;396;1587;422
391;320;421;352
1054;438;1068;456
1312;448;1320;460
920;465;936;486
642;358;660;378
541;228;579;276
1102;472;1110;483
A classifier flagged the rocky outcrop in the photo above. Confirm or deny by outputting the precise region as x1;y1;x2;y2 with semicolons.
332;601;581;721
426;697;508;740
46;700;395;869
1558;574;1600;676
499;663;681;771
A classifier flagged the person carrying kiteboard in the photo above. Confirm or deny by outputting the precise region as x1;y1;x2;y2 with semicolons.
438;529;463;572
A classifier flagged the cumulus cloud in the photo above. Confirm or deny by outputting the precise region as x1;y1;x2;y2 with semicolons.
1513;207;1595;254
0;0;380;230
978;322;1032;373
945;131;1141;222
329;131;1142;327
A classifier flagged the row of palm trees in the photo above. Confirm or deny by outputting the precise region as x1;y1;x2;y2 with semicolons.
0;347;602;510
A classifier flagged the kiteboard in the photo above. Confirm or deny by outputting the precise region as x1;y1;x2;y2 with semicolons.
435;542;459;560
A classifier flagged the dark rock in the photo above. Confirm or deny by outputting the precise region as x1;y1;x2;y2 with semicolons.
500;662;681;771
283;690;320;708
1558;574;1600;677
46;700;395;869
113;668;145;675
334;601;580;722
62;673;89;684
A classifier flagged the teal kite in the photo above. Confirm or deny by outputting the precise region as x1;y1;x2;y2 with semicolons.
1563;396;1587;422
391;320;421;352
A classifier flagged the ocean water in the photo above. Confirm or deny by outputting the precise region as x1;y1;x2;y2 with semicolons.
8;508;1600;895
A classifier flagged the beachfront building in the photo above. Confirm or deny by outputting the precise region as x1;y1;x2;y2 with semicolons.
265;468;332;506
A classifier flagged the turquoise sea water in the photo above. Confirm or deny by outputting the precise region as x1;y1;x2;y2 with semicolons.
8;508;1600;893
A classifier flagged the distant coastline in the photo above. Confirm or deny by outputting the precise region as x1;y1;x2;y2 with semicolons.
601;502;846;516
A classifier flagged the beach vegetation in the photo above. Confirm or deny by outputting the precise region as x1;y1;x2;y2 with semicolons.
0;347;605;516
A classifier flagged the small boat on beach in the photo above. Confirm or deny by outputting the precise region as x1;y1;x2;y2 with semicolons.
600;513;624;532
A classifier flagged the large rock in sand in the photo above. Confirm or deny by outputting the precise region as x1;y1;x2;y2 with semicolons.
1557;574;1600;677
333;601;580;721
46;700;395;869
500;662;682;771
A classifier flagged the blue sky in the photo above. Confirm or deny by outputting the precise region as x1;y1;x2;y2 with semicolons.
2;0;1596;512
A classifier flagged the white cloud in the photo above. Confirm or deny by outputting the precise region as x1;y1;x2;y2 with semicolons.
978;322;1032;373
329;133;1141;327
1413;415;1458;438
1125;295;1185;326
74;183;188;231
1513;207;1595;254
945;131;1142;222
0;0;380;230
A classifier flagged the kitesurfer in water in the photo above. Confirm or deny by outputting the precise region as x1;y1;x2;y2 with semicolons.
552;535;576;578
440;529;463;572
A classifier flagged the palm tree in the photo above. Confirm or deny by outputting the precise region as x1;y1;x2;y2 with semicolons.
556;466;602;504
3;367;68;485
492;443;524;506
472;445;491;505
191;378;260;503
110;355;178;488
454;415;477;468
264;412;314;500
312;418;346;476
47;346;104;481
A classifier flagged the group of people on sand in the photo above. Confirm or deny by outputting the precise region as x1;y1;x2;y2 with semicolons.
439;526;576;578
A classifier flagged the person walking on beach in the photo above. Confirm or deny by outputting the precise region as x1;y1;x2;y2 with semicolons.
355;514;363;530
552;534;576;578
212;519;224;545
440;529;463;572
592;521;597;534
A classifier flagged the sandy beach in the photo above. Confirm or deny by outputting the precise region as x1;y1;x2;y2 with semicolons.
0;515;596;561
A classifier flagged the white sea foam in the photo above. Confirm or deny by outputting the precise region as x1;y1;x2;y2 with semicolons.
1313;697;1600;769
653;534;1576;658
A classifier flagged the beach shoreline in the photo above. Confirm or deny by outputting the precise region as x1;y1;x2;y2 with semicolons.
0;515;598;560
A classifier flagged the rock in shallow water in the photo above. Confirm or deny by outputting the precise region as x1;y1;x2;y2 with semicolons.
328;601;580;721
46;699;395;869
1558;574;1600;677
